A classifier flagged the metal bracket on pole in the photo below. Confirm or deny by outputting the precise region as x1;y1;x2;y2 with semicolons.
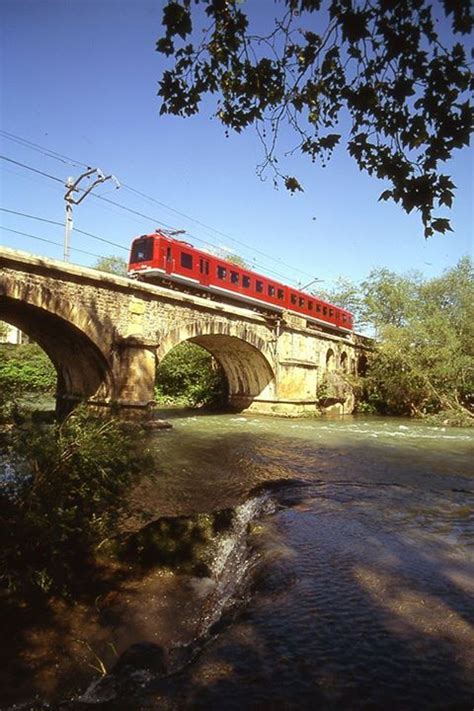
63;168;120;262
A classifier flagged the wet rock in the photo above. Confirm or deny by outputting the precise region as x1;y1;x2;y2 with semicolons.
143;419;173;430
79;643;166;704
120;509;235;575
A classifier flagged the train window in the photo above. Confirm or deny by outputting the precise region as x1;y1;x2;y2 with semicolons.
268;284;275;297
166;247;172;262
199;258;209;275
180;252;193;270
290;294;297;305
299;297;305;307
329;308;334;317
243;275;251;288
342;314;347;323
308;301;313;310
323;306;328;316
217;265;227;280
277;288;284;300
231;271;240;284
131;239;153;263
316;304;321;313
256;280;263;293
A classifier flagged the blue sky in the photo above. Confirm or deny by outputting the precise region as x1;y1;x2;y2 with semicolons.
0;0;472;291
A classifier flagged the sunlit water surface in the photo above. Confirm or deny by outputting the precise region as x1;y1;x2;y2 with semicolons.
96;412;474;711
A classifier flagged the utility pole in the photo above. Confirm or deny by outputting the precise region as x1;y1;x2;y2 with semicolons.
63;168;120;262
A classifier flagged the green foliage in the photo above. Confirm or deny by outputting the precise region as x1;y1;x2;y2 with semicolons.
0;409;148;600
0;344;56;424
0;343;56;396
155;342;227;407
156;0;472;235
0;321;9;340
93;255;128;276
356;259;474;419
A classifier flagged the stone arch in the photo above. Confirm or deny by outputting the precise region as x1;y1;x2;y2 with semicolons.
0;294;113;418
325;348;336;372
158;320;276;409
340;351;348;373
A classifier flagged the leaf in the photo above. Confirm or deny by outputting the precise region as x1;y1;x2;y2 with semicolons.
162;2;192;40
284;176;304;193
378;189;392;201
431;218;453;234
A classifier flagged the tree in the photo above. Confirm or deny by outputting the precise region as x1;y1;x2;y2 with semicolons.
155;342;227;406
0;321;9;342
156;0;472;236
214;249;248;268
93;255;128;276
318;268;421;335
363;259;473;417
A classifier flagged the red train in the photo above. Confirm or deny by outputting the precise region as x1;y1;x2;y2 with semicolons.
128;231;353;332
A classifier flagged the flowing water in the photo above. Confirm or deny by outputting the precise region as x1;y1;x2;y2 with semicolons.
3;413;474;710
78;412;474;711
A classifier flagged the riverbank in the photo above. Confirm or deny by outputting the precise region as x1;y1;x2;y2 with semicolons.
1;412;473;709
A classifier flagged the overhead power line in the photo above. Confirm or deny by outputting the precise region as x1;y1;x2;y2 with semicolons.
0;207;129;252
0;155;63;183
0;226;105;259
0;129;89;169
0;130;318;281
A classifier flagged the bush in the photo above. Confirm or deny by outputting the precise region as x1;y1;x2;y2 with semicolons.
0;343;56;395
0;409;150;601
155;342;227;407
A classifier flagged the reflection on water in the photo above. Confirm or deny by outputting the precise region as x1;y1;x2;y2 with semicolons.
3;413;472;708
118;413;474;709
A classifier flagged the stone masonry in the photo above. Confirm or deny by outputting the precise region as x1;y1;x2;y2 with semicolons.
0;247;371;418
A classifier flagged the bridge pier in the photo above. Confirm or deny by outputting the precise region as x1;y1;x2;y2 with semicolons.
1;248;372;422
105;339;157;418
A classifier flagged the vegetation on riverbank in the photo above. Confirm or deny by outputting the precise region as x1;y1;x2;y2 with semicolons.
155;342;227;408
0;343;56;422
0;408;150;602
320;258;473;424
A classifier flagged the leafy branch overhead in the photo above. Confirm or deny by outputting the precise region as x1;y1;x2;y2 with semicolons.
156;0;473;236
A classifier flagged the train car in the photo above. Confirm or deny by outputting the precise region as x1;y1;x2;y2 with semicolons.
128;231;353;333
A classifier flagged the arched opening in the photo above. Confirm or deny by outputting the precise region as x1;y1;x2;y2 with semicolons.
157;334;275;411
340;351;348;373
357;353;368;377
0;320;57;419
155;341;228;408
325;348;336;372
0;298;112;418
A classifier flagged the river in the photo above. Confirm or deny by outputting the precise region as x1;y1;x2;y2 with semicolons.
4;413;474;709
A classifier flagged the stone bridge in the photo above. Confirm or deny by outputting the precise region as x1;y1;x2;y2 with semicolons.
0;248;371;418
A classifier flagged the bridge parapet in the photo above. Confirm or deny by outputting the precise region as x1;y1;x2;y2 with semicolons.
0;247;370;418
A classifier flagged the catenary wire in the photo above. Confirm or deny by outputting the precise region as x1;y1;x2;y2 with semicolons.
0;155;63;183
0;129;89;169
0;153;304;284
1;130;318;281
0;226;105;259
0;207;129;252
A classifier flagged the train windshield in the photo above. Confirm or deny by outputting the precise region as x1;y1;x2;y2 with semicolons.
131;238;153;263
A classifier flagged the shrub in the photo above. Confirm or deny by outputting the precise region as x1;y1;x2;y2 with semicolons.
0;408;150;601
